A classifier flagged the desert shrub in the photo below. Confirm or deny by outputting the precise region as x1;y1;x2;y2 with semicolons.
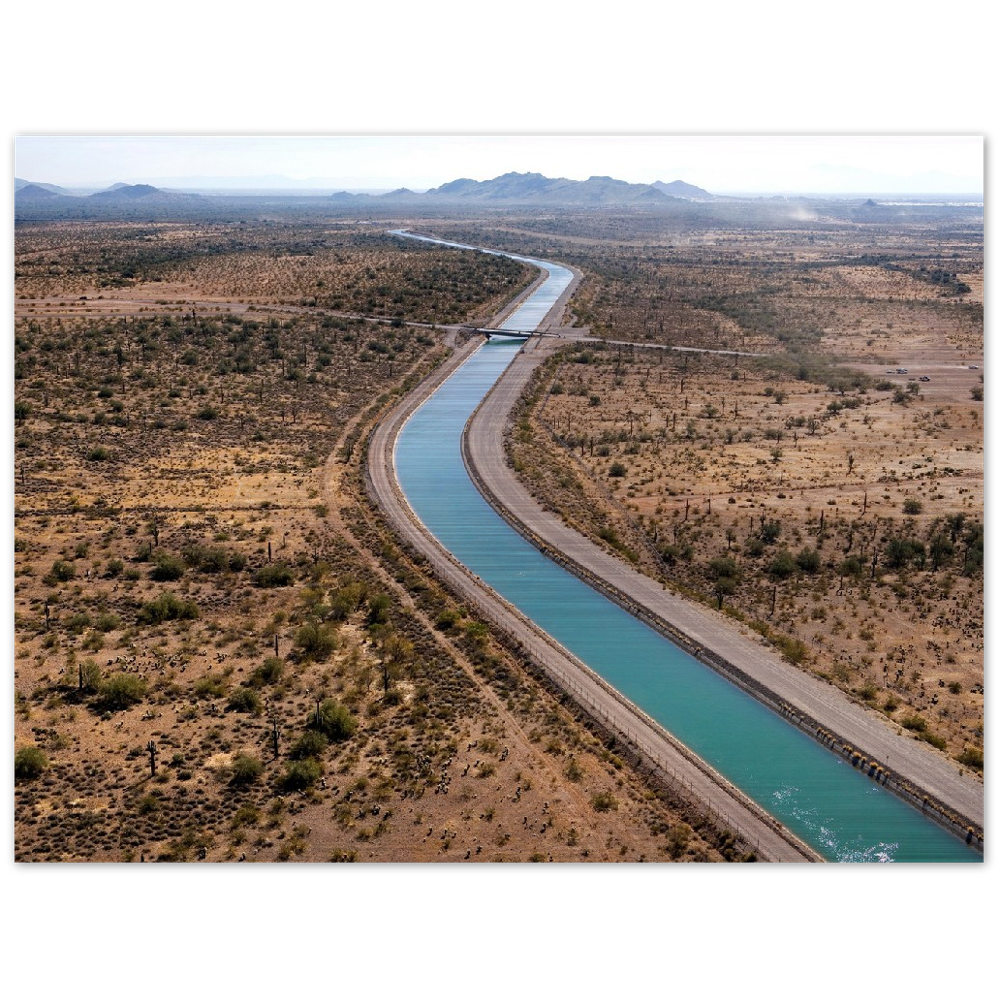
330;581;366;621
929;534;955;569
229;754;264;786
83;630;105;655
667;822;692;859
66;612;92;634
839;555;864;579
290;729;329;760
760;520;782;543
591;791;618;812
248;657;284;687
94;612;121;632
597;526;620;546
231;804;261;829
957;746;983;770
310;698;357;742
194;673;228;699
609;461;627;478
14;745;48;781
136;793;161;815
768;549;797;579
105;558;124;578
136;592;199;625
279;758;322;791
185;545;244;573
901;715;927;733
150;553;185;581
47;559;76;583
366;593;391;627
712;575;738;608
435;609;460;631
97;672;147;711
960;521;984;575
884;537;925;570
254;563;294;588
464;620;489;644
709;556;739;579
902;498;923;515
776;636;809;664
294;621;338;662
795;547;821;573
87;445;110;462
79;658;103;692
660;542;693;564
227;687;263;716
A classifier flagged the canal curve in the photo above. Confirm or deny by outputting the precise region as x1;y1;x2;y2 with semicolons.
384;231;981;862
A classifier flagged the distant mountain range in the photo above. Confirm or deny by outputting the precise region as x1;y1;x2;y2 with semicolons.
89;183;174;201
330;172;715;206
15;179;200;204
651;179;712;199
15;183;65;200
16;173;978;227
15;172;716;206
14;178;75;196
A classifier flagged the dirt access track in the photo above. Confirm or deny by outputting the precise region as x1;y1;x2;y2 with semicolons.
366;251;983;858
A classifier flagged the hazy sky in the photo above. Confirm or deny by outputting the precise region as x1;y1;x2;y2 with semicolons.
14;134;983;194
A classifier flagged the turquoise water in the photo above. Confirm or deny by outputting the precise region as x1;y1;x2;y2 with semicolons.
392;239;979;862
